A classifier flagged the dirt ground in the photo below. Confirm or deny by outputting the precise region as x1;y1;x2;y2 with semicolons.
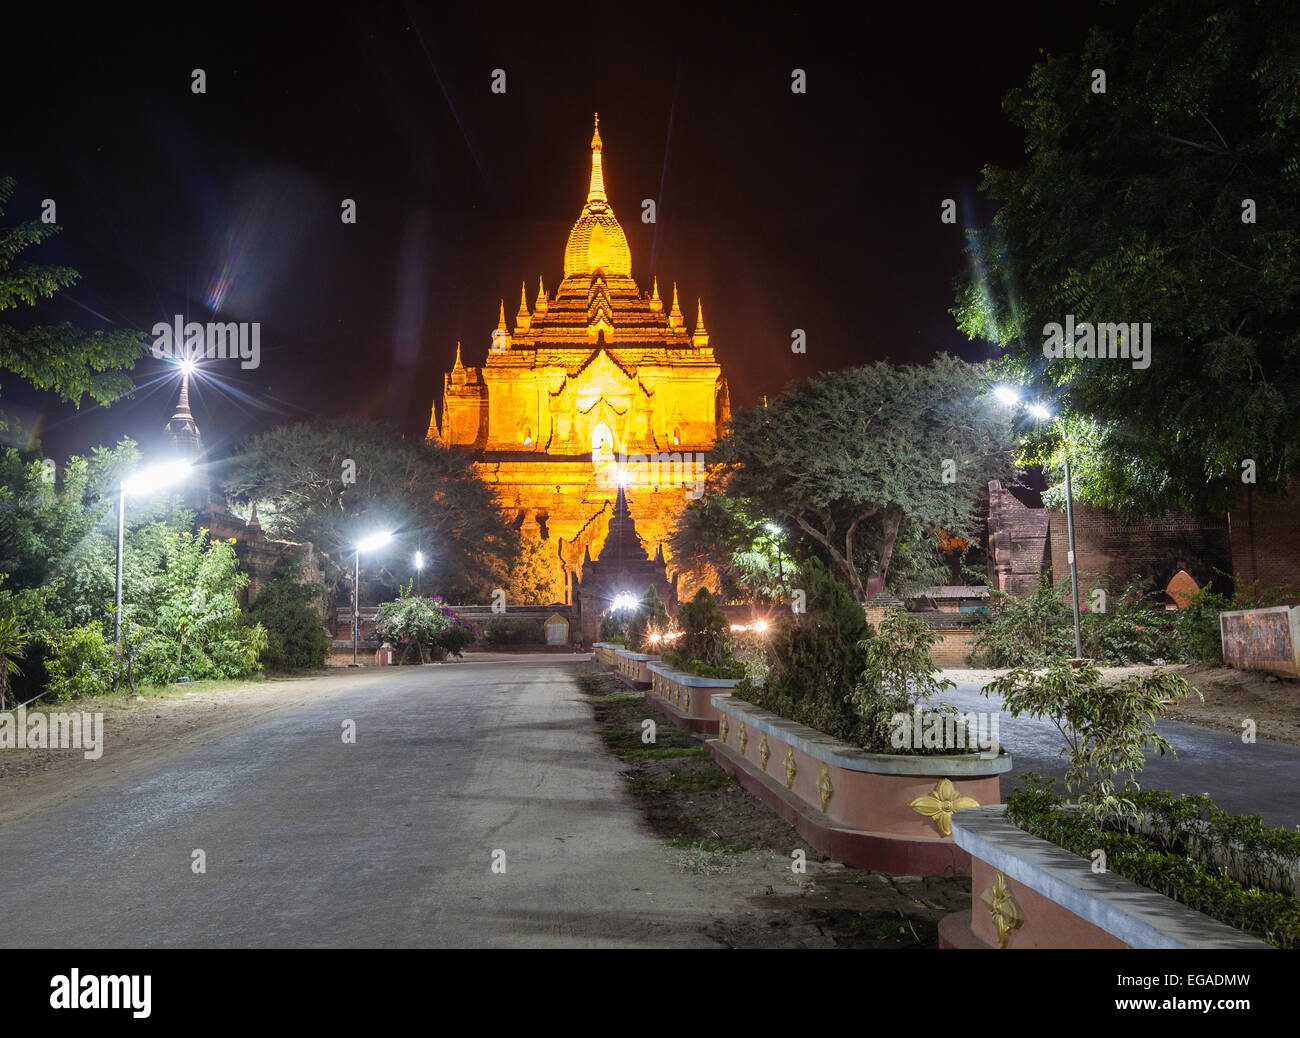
577;666;970;949
952;663;1300;745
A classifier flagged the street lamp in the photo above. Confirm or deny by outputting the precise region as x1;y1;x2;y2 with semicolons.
994;385;1084;659
116;459;192;643
414;550;426;595
352;530;393;666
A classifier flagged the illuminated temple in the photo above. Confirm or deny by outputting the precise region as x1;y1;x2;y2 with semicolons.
426;115;730;603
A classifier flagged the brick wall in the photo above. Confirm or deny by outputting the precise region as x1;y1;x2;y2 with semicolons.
986;481;1050;594
1229;486;1300;603
1047;504;1231;597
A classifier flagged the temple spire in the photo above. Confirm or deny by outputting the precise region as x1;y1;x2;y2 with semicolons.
515;281;531;331
668;283;684;329
693;299;709;347
535;275;548;315
497;300;507;330
586;112;608;209
650;276;662;313
453;341;464;369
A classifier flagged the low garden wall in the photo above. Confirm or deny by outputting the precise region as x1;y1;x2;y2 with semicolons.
709;696;1010;876
942;806;1270;949
645;663;739;734
593;643;620;670
612;647;659;689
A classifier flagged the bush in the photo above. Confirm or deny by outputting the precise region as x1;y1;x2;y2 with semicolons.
627;586;670;650
373;589;474;662
673;587;731;668
43;621;116;700
1006;777;1300;948
743;558;873;745
851;608;958;752
253;578;331;673
983;660;1199;822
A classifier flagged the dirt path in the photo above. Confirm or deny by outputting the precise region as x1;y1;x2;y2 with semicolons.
578;667;970;948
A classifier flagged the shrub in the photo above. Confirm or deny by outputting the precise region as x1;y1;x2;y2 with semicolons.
673;587;731;668
983;661;1199;822
253;577;331;672
743;558;873;745
43;621;116;700
373;588;473;662
628;585;670;650
971;577;1073;666
851;607;958;752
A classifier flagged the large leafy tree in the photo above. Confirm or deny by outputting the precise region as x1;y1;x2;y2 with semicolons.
953;0;1300;515
668;491;797;603
0;177;143;406
715;356;1012;603
223;418;518;602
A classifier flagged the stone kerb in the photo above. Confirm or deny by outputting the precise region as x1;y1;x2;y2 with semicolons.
645;662;738;734
943;806;1272;950
709;696;1010;876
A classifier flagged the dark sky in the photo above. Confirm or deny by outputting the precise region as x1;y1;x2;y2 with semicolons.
2;0;1129;466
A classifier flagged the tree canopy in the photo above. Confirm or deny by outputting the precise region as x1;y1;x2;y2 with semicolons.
0;176;143;407
713;356;1012;603
223;418;518;602
952;0;1300;515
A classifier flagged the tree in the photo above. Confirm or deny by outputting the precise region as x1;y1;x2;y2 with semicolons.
715;356;1012;603
223;418;518;602
505;537;567;605
668;492;797;603
952;0;1300;515
0;177;143;407
0;613;26;710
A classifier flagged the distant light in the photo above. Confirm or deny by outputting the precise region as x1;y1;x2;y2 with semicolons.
415;551;425;570
765;522;782;536
616;467;628;486
993;385;1021;406
753;620;769;633
612;591;638;611
730;624;746;632
1027;403;1055;421
357;531;393;553
179;357;197;377
122;459;191;496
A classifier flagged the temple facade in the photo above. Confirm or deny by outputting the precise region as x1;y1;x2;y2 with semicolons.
427;115;730;603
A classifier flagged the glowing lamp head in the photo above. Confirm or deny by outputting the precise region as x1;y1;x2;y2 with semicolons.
993;385;1021;407
611;591;637;612
122;459;192;496
179;357;197;378
754;620;769;633
1027;403;1055;421
356;531;393;553
765;522;782;536
414;551;425;570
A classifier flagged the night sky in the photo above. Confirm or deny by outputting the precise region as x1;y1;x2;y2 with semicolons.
2;1;1131;466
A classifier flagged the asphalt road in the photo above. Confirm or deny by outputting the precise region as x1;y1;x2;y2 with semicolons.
939;676;1300;830
0;658;725;948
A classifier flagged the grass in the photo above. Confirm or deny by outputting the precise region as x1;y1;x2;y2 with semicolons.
621;746;708;762
587;692;643;705
664;836;748;854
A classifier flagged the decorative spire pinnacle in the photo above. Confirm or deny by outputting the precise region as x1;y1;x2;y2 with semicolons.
515;281;531;331
586;111;608;209
668;282;684;328
497;300;507;330
535;275;548;314
693;298;709;347
453;341;464;369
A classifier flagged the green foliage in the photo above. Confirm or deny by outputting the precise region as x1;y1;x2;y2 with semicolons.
0;176;144;407
851;608;957;752
952;1;1300;515
482;618;545;645
504;537;567;606
742;558;874;745
133;530;267;683
373;589;473;662
597;613;628;645
225;418;517;603
1006;777;1300;948
984;661;1199;823
715;356;1012;601
43;621;116;701
0;612;27;709
252;574;330;673
673;587;732;668
668;493;798;603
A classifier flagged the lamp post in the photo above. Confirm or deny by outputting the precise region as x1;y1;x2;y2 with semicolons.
116;459;193;644
994;386;1084;658
351;531;393;666
414;550;425;595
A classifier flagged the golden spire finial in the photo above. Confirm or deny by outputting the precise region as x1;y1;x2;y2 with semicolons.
515;281;531;332
668;282;683;328
535;275;548;313
652;276;659;301
497;300;507;330
695;299;707;334
453;341;463;368
586;112;608;208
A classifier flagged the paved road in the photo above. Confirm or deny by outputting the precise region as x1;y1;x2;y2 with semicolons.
938;675;1300;830
0;658;725;948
